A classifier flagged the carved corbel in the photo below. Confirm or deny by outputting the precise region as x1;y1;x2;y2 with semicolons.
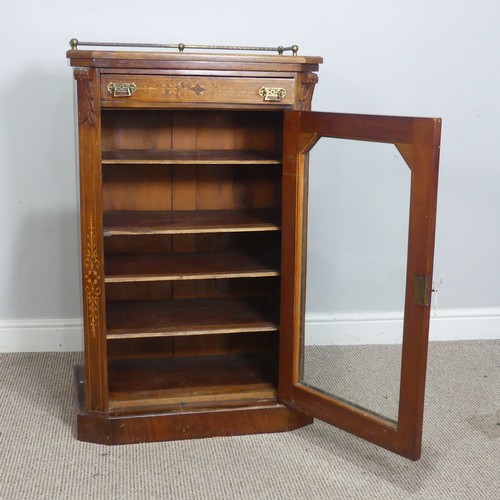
74;67;96;127
299;72;319;111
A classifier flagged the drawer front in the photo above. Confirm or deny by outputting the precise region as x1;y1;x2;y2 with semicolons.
101;75;295;106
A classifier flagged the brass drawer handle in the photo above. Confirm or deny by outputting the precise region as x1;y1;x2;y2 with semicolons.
259;87;286;102
107;82;137;97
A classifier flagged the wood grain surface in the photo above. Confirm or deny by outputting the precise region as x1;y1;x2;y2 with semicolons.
103;209;282;235
106;297;279;339
104;251;280;282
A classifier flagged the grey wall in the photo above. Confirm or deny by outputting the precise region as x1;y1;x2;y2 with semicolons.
1;1;499;328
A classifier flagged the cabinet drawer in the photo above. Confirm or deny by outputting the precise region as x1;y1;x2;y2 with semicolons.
101;75;295;107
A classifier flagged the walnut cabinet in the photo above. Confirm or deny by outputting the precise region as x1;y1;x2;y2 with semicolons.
67;45;440;460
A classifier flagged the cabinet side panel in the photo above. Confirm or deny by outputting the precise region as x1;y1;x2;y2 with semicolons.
74;67;108;411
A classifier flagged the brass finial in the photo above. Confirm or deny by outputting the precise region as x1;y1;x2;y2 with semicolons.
69;38;78;50
292;45;299;56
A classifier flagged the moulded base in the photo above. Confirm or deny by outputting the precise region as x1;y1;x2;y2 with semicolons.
74;365;313;445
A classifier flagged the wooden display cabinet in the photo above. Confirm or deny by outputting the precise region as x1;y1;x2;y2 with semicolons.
67;40;440;460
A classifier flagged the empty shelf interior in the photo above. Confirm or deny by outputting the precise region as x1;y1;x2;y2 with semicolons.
106;297;279;339
107;353;278;410
102;149;282;164
104;251;280;283
103;209;281;236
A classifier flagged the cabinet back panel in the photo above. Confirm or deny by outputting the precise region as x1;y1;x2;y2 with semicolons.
102;165;281;212
173;331;278;358
101;110;283;153
104;234;174;253
105;281;174;301
170;118;197;297
104;232;280;254
107;336;174;360
107;332;278;360
101;110;173;150
105;277;280;301
102;165;173;211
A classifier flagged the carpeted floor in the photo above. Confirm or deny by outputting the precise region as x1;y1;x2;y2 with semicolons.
1;340;499;499
304;344;403;422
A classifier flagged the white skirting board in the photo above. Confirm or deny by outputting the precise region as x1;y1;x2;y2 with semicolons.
304;308;500;345
0;308;499;352
0;319;83;352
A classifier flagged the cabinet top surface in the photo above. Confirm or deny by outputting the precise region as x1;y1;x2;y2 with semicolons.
66;49;323;70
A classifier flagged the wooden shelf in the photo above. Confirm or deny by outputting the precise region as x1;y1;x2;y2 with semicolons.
106;297;279;339
107;353;277;410
103;209;281;236
104;251;280;283
102;149;282;165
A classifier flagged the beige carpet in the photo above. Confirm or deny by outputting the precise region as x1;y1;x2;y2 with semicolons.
1;340;499;499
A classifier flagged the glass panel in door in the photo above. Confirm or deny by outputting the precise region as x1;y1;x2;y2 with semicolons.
279;111;441;460
302;137;410;423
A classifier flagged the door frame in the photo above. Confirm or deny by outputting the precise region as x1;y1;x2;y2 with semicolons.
278;110;441;460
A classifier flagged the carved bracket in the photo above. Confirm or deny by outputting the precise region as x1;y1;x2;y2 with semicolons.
74;67;96;127
299;72;319;111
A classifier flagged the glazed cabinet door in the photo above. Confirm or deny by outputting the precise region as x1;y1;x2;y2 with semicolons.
279;111;441;460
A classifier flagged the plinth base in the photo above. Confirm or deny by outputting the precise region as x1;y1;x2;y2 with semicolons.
75;365;313;445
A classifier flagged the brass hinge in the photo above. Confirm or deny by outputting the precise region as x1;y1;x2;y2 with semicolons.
413;275;431;306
